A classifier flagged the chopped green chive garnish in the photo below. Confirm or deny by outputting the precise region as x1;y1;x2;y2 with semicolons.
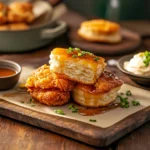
68;104;74;109
132;100;140;106
68;104;79;113
94;57;100;61
66;47;100;61
21;101;24;103
78;53;82;56
66;47;74;53
89;119;97;122
72;54;77;58
72;107;79;113
31;104;35;107
27;98;33;104
117;95;129;108
54;109;65;115
126;90;132;96
143;51;150;67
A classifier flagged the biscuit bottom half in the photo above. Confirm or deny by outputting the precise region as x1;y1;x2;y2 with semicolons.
78;28;122;43
72;71;123;107
72;87;120;107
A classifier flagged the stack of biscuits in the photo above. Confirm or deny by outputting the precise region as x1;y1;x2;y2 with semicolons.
0;2;35;30
26;47;123;107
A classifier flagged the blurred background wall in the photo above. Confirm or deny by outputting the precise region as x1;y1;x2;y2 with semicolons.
64;0;150;21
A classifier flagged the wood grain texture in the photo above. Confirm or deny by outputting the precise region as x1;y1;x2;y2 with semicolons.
116;122;150;150
0;97;150;147
0;116;110;150
60;11;141;55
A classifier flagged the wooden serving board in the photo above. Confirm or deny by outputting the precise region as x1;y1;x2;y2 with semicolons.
0;99;150;147
0;67;150;147
60;11;141;55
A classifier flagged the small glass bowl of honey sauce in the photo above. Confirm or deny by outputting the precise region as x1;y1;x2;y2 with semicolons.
0;60;22;90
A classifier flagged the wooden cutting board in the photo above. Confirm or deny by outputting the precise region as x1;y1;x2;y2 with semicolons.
60;11;141;55
0;99;150;147
0;67;150;147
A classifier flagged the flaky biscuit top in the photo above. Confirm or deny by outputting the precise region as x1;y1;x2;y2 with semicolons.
50;48;106;68
80;19;120;34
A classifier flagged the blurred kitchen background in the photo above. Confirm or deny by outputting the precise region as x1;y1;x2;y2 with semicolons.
64;0;150;21
3;0;150;21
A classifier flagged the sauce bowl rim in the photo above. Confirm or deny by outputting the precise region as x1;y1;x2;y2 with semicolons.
117;54;150;79
0;59;22;79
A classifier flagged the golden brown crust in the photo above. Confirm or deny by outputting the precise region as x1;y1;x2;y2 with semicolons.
0;24;8;30
0;2;7;24
9;23;29;30
28;88;70;106
78;19;122;43
80;19;120;34
78;30;121;43
75;71;123;94
8;2;35;23
72;71;123;107
25;64;75;92
50;48;106;84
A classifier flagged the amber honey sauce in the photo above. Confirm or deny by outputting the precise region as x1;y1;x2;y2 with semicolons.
78;102;120;116
0;67;16;77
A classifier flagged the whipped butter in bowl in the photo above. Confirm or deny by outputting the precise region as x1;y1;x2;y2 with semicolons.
124;52;150;76
118;51;150;86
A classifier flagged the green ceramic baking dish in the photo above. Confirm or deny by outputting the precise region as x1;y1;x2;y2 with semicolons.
0;20;67;52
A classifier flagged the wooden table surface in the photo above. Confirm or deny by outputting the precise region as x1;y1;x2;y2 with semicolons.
0;21;150;150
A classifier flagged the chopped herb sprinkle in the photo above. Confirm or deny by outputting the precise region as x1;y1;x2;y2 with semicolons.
132;100;140;106
94;57;100;61
66;47;100;62
143;51;150;67
68;104;79;113
27;98;34;104
72;54;78;58
118;91;140;108
126;90;132;96
89;119;97;122
54;109;65;115
117;95;129;108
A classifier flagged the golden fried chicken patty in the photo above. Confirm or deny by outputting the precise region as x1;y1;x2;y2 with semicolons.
28;88;70;106
72;71;123;107
25;65;75;92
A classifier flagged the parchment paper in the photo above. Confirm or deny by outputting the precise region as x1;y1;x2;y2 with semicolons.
0;66;149;128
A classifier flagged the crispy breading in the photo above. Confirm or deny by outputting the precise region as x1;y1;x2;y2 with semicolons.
28;88;70;106
25;65;75;92
72;71;123;107
8;2;35;23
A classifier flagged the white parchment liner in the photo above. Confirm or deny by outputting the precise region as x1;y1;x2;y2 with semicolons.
0;67;149;128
